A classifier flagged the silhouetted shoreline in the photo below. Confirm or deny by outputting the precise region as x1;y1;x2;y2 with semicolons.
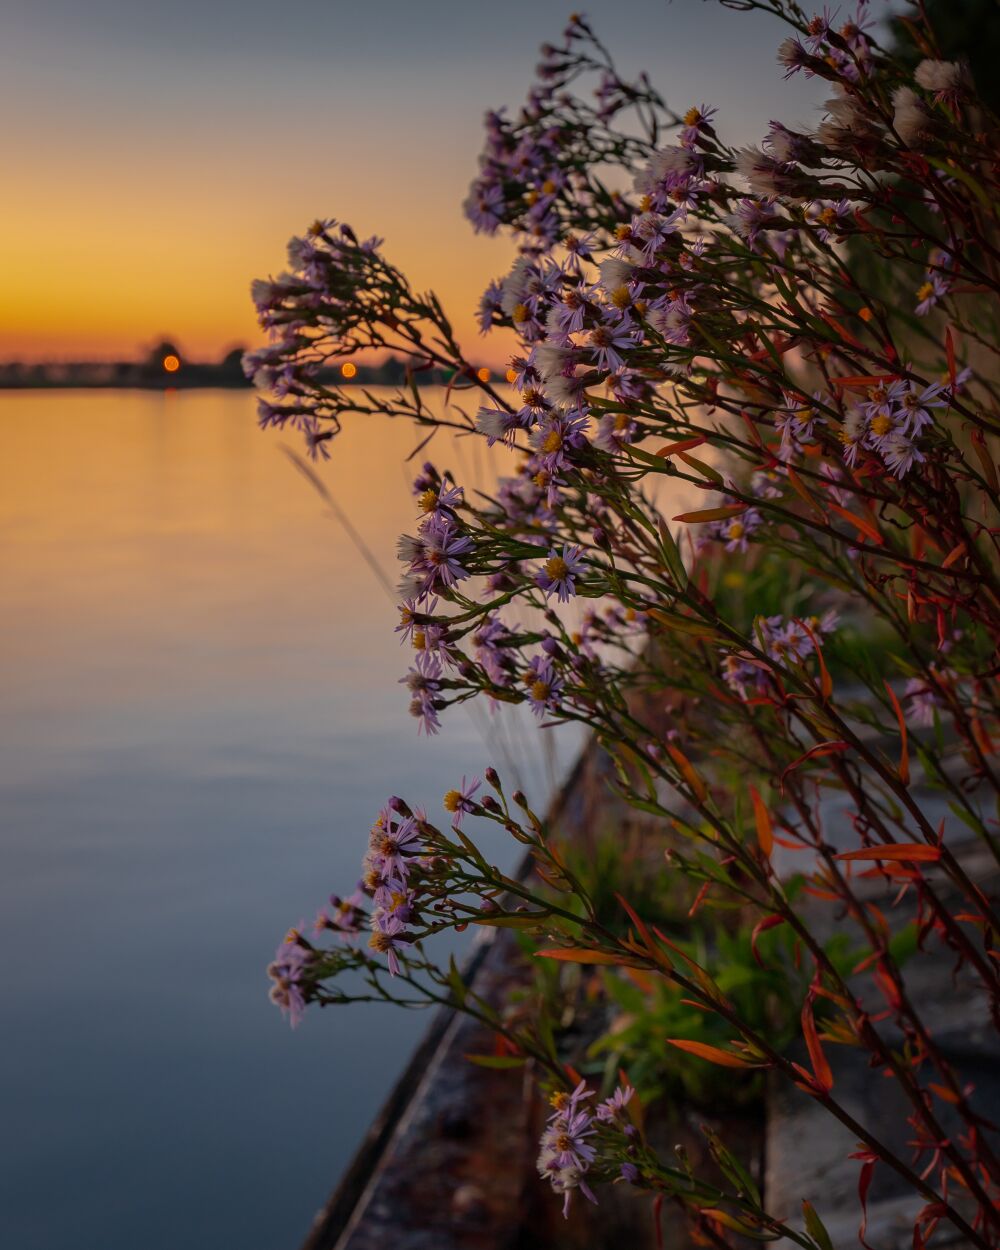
0;355;475;391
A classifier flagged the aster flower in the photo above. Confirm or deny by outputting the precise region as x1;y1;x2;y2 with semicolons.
368;912;409;977
536;545;585;602
587;320;638;373
531;412;589;472
593;410;638;452
897;380;946;436
805;199;852;243
777;35;814;78
315;883;366;941
775;392;825;459
727;197;780;248
881;431;925;479
401;650;444;735
538;1086;599;1215
524;654;564;718
839;405;868;467
463;180;505;234
596;1083;635;1124
915;274;949;316
476;404;521;447
803;6;836;53
478;279;505;333
303;416;333;461
442;775;482;828
368;814;423;883
718;507;763;554
267;930;314;1027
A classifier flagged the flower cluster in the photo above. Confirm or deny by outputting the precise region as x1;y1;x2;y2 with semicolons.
255;4;1000;1244
537;1081;637;1217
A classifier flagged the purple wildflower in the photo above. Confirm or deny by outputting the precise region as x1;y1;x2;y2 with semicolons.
267;930;313;1027
536;545;585;602
368;912;409;977
443;775;482;828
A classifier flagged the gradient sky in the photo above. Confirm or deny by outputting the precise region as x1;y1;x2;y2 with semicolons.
4;0;825;366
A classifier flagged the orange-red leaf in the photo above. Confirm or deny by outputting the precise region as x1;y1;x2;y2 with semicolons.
667;743;709;803
673;504;746;524
665;1039;758;1068
836;844;941;862
748;785;774;858
656;436;707;458
786;467;826;521
800;618;832;699
801;997;834;1092
828;501;883;546
884;680;910;785
971;429;999;493
829;373;896;390
941;542;967;569
535;947;624;964
779;741;850;791
945;326;956;391
751;914;785;966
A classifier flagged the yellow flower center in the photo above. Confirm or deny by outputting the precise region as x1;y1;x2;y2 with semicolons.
727;521;745;540
916;281;934;301
443;789;463;812
684;106;701;127
639;194;653;212
870;414;894;437
512;303;530;323
412;629;426;650
369;931;392;953
614;412;631;431
545;556;569;581
794;407;812;426
418;488;438;513
615;224;632;242
611;286;631;309
542;179;557;195
530;680;551;702
542;429;563;454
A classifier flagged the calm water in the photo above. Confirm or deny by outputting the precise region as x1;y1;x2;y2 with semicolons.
0;389;572;1250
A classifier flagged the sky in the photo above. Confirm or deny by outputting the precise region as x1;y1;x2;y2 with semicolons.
3;0;827;366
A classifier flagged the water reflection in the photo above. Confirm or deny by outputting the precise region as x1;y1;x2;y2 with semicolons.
0;389;574;1250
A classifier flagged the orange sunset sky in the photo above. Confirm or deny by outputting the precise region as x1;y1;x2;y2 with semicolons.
4;0;824;368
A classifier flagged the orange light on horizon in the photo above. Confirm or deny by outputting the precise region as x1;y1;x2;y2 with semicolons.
476;367;490;383
341;361;357;379
163;354;180;373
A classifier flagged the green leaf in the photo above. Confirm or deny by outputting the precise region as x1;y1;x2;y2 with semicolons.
703;1126;761;1206
802;1200;835;1250
463;1053;526;1069
658;518;688;589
